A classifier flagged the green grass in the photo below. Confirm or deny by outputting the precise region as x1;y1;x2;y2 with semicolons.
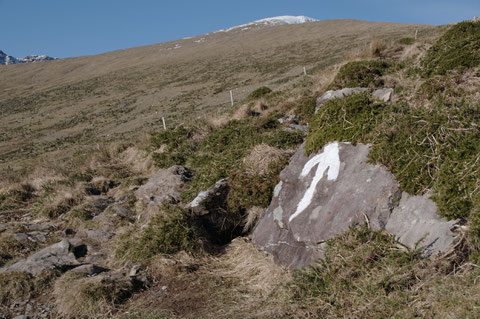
327;60;396;90
248;86;272;99
398;37;415;45
422;21;480;76
115;204;195;262
306;92;480;221
289;225;480;318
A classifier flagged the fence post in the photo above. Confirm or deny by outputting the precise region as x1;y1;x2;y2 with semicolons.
303;66;307;75
230;90;234;106
162;117;166;130
415;29;418;40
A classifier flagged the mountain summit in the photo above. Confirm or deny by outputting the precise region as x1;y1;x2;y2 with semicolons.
0;50;56;65
217;15;317;32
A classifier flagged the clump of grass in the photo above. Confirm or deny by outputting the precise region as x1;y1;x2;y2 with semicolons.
54;272;139;318
116;204;195;262
294;95;317;124
0;233;22;267
306;92;480;222
288;226;479;318
422;21;480;76
398;37;415;45
0;271;57;305
228;157;288;216
0;184;36;211
327;60;395;90
150;125;203;168
167;114;303;202
248;86;272;99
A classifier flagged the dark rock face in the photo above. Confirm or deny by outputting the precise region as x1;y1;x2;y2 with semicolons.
253;142;460;269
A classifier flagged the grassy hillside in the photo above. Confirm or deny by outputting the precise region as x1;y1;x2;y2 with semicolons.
4;18;480;319
0;20;437;179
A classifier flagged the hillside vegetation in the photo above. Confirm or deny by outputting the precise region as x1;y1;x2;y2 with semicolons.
1;19;480;318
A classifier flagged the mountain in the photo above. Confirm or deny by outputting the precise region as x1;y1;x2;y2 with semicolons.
0;50;19;65
0;50;56;65
217;15;317;32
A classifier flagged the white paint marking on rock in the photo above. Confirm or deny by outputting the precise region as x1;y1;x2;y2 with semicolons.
289;142;340;222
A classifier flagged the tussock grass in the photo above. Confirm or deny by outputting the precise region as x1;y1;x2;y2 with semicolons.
54;272;139;318
289;226;480;318
0;271;57;305
115;204;195;263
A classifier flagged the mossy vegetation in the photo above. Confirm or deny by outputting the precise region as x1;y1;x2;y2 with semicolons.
248;86;272;99
306;92;480;220
327;60;396;90
151;114;303;205
294;95;317;124
115;204;195;262
422;21;480;76
398;37;415;45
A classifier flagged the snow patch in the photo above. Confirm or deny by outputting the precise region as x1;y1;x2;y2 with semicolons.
216;15;317;33
289;142;340;222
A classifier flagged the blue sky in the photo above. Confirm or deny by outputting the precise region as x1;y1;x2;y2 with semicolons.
1;0;480;58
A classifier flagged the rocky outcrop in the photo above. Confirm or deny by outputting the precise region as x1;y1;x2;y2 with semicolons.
252;142;460;269
315;87;394;112
0;239;87;275
135;166;192;205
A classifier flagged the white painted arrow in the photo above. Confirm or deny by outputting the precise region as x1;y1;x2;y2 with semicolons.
289;142;340;222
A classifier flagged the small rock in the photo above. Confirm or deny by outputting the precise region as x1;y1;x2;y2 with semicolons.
76;229;115;242
186;178;229;216
372;88;394;102
70;264;109;275
316;88;368;112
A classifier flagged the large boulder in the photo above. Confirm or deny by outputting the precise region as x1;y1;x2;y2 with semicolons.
135;166;192;205
0;239;87;275
252;142;460;269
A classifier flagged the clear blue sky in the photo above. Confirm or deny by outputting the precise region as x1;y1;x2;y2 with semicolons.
2;0;480;58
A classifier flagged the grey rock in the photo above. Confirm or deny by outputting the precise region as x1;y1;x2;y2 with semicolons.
385;193;459;256
13;315;29;319
23;223;54;232
253;142;460;269
287;124;308;133
0;239;87;275
70;264;109;275
76;229;115;242
278;114;299;125
373;88;394;102
135;166;192;205
111;204;135;217
14;231;48;245
253;142;399;268
89;196;114;212
186;178;229;216
315;88;368;112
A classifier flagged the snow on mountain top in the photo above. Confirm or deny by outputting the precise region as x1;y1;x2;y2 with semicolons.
217;15;317;33
0;50;57;65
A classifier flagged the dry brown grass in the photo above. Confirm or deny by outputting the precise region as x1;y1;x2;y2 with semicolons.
243;143;291;176
123;238;292;319
54;272;138;318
